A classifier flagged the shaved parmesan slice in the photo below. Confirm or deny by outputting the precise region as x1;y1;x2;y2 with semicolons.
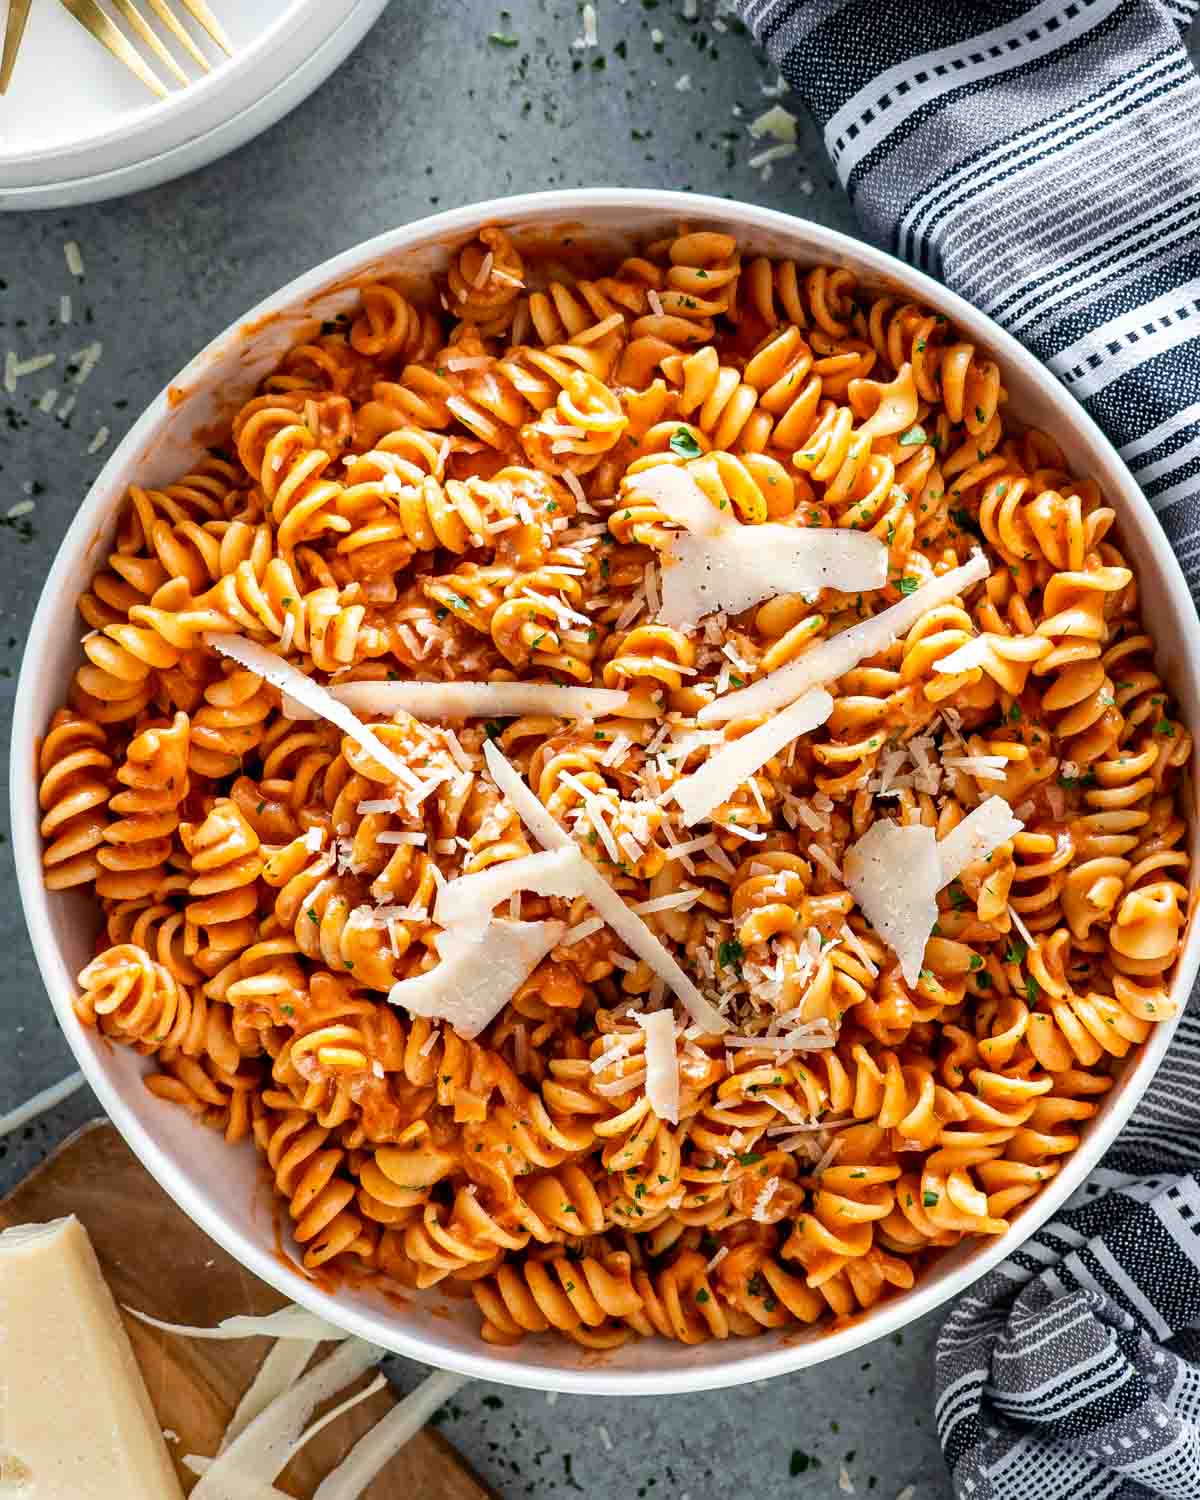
483;740;727;1033
933;635;991;674
937;796;1023;887
635;466;887;628
127;1304;346;1343
189;1338;381;1500
635;464;729;536
433;846;588;932
207;636;418;790
670;688;834;826
637;1010;680;1123
483;738;571;853
699;553;991;723
844;820;940;987
387;918;564;1038
312;1371;468;1500
282;680;630;721
222;1339;319;1450
660;526;888;630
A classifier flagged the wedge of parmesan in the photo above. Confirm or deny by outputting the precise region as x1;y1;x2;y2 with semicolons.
0;1217;184;1500
937;796;1023;887
698;553;991;723
670;688;834;825
387;918;564;1038
637;1010;680;1123
637;466;888;629
207;635;418;789
483;740;727;1033
844;821;941;987
432;846;589;932
282;679;631;722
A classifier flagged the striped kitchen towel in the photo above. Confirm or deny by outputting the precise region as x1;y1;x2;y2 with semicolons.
733;2;1200;1497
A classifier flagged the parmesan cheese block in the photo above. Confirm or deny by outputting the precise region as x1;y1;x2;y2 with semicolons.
844;820;941;987
387;918;565;1037
0;1215;184;1498
635;466;888;629
698;553;991;723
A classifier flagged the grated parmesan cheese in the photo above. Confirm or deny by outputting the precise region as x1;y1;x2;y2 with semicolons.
483;741;727;1032
64;240;84;277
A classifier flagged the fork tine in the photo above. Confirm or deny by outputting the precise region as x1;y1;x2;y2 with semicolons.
0;0;34;94
60;0;169;96
110;0;190;87
176;0;232;56
143;0;210;72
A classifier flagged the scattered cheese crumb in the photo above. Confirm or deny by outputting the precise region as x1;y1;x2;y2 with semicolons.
64;240;84;278
573;2;598;47
7;501;34;519
86;425;110;456
675;73;692;92
59;295;72;325
749;104;798;143
748;142;798;171
70;341;103;387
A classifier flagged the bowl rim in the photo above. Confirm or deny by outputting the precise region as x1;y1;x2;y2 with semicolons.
13;187;1200;1395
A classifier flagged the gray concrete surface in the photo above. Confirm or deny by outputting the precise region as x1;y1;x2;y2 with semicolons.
3;4;1196;1496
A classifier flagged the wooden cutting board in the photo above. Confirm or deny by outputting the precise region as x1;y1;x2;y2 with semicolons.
0;1121;496;1500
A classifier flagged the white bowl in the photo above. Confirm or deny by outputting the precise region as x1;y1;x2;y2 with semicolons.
0;0;390;210
14;190;1200;1394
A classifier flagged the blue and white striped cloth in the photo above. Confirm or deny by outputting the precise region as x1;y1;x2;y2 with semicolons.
733;3;1200;1496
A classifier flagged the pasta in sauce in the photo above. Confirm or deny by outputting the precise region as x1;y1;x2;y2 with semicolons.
43;225;1193;1349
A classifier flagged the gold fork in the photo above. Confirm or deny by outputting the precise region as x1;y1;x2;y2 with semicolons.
1;0;34;93
60;0;232;97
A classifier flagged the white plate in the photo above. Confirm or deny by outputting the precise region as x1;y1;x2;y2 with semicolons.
0;0;390;209
13;191;1200;1394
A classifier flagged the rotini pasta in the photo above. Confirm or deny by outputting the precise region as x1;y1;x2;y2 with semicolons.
43;226;1192;1353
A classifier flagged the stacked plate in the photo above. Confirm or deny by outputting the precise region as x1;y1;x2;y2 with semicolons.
0;0;391;209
